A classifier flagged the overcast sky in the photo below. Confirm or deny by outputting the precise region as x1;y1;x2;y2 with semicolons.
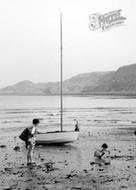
0;0;136;88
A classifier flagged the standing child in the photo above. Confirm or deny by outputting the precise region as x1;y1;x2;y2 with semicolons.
74;119;80;131
27;118;40;165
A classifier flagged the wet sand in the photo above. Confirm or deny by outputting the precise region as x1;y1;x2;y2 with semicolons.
0;127;136;190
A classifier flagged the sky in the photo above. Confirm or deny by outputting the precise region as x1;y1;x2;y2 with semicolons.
0;0;136;88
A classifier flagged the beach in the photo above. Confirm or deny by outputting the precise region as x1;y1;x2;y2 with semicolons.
0;96;136;189
0;127;136;190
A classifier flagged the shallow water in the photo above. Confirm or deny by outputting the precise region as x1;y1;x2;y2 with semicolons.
0;95;136;136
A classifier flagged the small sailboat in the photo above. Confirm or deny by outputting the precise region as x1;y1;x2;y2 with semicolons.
36;131;79;145
36;13;79;145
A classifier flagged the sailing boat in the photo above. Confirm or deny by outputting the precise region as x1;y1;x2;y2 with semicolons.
35;13;79;145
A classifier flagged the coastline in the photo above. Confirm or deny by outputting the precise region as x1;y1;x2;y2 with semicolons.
1;93;136;96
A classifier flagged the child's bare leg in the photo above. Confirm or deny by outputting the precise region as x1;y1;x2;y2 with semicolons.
27;144;32;164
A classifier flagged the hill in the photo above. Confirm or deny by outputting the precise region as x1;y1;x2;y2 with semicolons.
83;64;136;95
0;64;136;95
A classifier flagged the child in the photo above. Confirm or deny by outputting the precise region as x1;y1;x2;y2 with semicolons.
27;118;40;165
74;119;79;131
94;143;111;165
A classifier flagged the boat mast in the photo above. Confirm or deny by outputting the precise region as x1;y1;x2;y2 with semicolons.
60;12;63;132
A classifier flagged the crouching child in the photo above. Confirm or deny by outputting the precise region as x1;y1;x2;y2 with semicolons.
94;143;111;165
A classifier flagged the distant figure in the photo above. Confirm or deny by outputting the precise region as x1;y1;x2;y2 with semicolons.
27;118;40;165
74;119;79;132
94;143;111;165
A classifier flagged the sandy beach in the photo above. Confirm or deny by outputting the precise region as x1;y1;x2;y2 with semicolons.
0;126;136;190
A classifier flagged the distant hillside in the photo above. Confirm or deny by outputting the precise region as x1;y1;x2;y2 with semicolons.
0;80;60;95
62;71;113;94
1;63;136;95
82;64;136;95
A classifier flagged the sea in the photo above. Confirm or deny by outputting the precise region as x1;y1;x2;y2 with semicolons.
0;95;136;136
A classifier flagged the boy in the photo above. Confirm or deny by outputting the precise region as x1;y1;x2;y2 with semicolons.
94;143;111;165
27;118;40;165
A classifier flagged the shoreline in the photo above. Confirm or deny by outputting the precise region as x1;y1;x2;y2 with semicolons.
1;93;136;97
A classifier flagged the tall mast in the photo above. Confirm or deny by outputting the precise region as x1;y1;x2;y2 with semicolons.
60;12;63;132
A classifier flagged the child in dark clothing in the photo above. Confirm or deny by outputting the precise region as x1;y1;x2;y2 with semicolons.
94;143;111;165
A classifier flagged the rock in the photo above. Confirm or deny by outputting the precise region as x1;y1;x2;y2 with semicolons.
36;165;42;169
40;158;45;162
24;179;32;182
71;187;82;189
13;171;20;175
105;162;110;165
44;162;55;172
90;162;95;165
120;185;128;189
4;167;12;172
13;146;20;151
66;170;79;178
66;174;72;179
83;169;88;173
11;184;18;189
19;173;24;177
54;180;60;183
4;187;12;190
98;168;104;171
42;186;48;190
0;145;6;148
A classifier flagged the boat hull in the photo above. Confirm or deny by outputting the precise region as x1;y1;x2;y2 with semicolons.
35;131;79;145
